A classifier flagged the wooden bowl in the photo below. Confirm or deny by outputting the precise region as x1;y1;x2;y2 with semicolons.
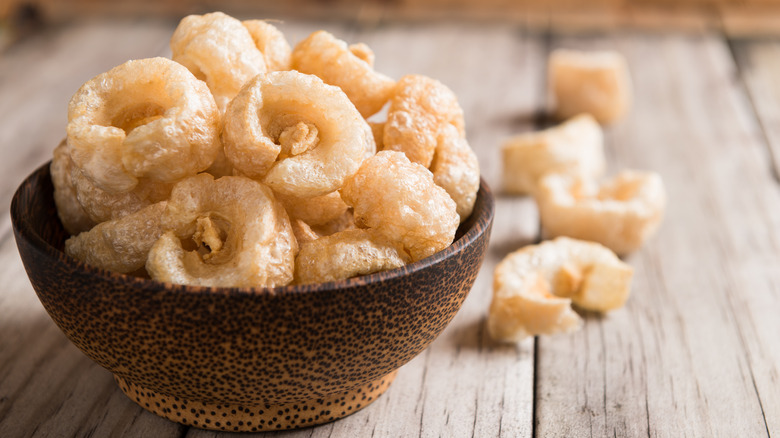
11;162;494;432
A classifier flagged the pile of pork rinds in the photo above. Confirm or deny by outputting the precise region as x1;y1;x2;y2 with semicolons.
53;12;480;287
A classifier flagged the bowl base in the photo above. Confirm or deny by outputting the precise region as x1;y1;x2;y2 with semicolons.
115;371;397;432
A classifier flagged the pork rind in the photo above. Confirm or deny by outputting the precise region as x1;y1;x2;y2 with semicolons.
536;170;666;255
549;49;632;124
242;20;291;71
431;123;480;222
488;237;633;342
276;191;349;227
291;30;395;118
171;12;266;112
341;150;459;262
222;70;373;198
146;174;297;288
65;202;166;274
384;74;465;168
294;229;410;285
501;113;605;195
66;57;221;193
51;140;95;234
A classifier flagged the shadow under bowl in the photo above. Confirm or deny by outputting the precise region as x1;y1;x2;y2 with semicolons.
11;162;494;432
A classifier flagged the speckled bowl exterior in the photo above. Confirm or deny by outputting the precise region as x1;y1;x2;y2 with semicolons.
11;162;494;432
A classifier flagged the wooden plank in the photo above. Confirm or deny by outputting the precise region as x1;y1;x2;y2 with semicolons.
534;32;778;436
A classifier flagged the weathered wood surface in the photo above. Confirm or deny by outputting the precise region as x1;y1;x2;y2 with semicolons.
0;14;779;438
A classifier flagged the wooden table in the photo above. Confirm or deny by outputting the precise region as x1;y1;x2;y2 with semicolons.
1;14;779;437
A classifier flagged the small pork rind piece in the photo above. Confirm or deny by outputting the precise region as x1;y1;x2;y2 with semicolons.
66;57;221;193
276;190;349;227
536;170;666;255
549;49;632;124
384;74;466;168
291;30;395;118
146;174;297;288
171;12;267;112
501;113;605;195
294;229;410;285
51;140;95;234
243;20;291;71
431;123;480;222
341;150;459;262
222;71;373;198
488;237;633;342
72;168;173;224
65;202;166;274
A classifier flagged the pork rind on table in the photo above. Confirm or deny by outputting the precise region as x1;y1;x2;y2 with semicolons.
488;237;633;342
53;12;481;288
501;113;605;195
549;49;632;124
535;170;666;255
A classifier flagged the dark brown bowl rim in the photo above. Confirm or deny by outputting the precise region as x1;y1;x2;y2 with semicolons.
12;161;495;297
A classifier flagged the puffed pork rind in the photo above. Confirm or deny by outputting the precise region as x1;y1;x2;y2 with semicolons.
501;113;605;195
51;140;95;234
536;170;666;255
242;19;291;72
488;237;633;342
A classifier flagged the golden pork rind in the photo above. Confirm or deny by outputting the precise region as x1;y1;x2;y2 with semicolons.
51;140;95;234
276;191;349;227
431;123;480;222
66;57;221;194
501;113;605;196
488;237;633;342
341;151;459;262
536;170;666;255
65;202;166;274
291;30;395;118
549;49;632;124
294;229;410;285
384;74;466;168
146;174;297;288
242;20;291;71
171;12;266;112
222;70;373;198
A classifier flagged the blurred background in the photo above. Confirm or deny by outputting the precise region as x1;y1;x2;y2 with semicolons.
3;0;780;51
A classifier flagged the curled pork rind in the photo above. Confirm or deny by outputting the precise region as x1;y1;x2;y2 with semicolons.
291;30;395;118
66;57;221;194
51;140;95;234
501;113;605;195
65;202;166;274
243;20;291;71
431;123;480;222
549;49;632;124
171;12;266;112
276;190;349;227
536;170;666;255
146;174;297;288
294;229;410;285
222;71;373;198
488;237;633;342
384;74;466;168
72;168;173;224
340;150;459;262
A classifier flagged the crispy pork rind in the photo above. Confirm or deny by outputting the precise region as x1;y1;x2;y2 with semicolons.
536;170;666;255
222;71;373;198
65;202;166;274
384;74;466;168
294;229;410;285
72;168;173;223
51;140;95;234
146;174;297;288
66;57;221;194
340;151;459;262
488;237;633;342
242;20;291;72
171;12;267;112
276;190;349;227
549;49;632;124
501;113;605;195
291;30;395;118
431;123;480;222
